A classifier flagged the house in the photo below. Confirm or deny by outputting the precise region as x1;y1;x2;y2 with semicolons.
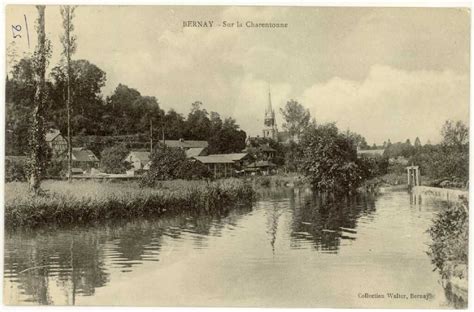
185;147;208;158
245;160;277;175
124;150;151;171
193;152;253;177
71;147;99;171
162;139;208;150
193;155;236;178
357;149;385;158
243;144;277;161
45;129;67;156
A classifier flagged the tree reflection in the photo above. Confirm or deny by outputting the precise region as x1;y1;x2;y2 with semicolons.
290;190;377;251
4;204;252;305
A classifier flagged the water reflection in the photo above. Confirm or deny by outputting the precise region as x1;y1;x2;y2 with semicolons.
4;206;251;305
289;190;376;252
4;188;459;308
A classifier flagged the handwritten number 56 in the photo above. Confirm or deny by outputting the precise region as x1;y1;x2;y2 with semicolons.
12;25;22;38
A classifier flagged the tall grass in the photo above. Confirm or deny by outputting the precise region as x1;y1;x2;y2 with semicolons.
5;179;255;228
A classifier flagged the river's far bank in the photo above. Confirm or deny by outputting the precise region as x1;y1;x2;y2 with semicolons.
4;178;255;228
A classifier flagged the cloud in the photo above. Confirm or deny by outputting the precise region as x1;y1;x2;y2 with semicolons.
301;65;469;144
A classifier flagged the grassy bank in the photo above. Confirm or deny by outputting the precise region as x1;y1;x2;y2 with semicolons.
428;198;468;298
5;178;255;228
251;173;307;188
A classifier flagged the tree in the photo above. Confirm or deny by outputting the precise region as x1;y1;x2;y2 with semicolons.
49;60;106;135
414;137;422;148
100;145;130;174
280;100;310;141
163;109;186;139
6;58;36;156
140;146;187;186
60;5;77;182
208;117;246;154
441;120;469;148
344;130;368;150
29;5;51;194
300;123;363;192
184;101;211;140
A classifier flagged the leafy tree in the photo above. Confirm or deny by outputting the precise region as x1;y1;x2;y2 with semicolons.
280;100;310;141
344;130;369;150
184;101;211;140
49;60;106;135
29;5;51;194
300;123;363;192
174;159;211;180
140;146;187;186
60;5;77;181
100;145;131;174
6;58;36;156
441;120;469;147
208;117;246;154
163;109;186;139
414;137;422;148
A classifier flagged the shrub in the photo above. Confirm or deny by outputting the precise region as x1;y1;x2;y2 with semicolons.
300;123;363;192
100;144;131;174
5;157;28;182
140;146;187;186
428;198;468;280
174;159;211;180
45;158;67;177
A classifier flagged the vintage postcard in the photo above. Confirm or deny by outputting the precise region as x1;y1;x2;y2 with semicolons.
3;4;470;309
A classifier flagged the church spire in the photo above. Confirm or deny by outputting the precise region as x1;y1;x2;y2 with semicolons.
266;87;273;115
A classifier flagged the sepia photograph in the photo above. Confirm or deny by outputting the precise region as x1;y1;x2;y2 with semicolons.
2;3;470;309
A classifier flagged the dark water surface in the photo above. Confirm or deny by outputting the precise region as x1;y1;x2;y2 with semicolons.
3;188;460;307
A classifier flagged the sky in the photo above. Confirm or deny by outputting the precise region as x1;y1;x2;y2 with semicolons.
5;5;470;145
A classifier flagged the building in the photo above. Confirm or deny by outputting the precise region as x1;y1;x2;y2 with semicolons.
245;160;277;175
161;139;208;150
71;147;99;171
356;149;385;158
124;150;151;171
45;129;67;156
243;144;277;161
185;147;208;158
262;90;278;140
193;152;253;177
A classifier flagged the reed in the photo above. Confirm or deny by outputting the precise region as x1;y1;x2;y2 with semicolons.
5;178;255;228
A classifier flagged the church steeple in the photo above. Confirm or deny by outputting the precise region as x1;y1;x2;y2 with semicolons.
263;88;278;140
266;88;273;115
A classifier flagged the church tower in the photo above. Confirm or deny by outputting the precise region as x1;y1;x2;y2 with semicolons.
262;90;278;140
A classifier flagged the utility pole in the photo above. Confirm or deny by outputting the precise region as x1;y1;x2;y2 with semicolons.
60;5;76;182
162;126;165;145
150;119;153;154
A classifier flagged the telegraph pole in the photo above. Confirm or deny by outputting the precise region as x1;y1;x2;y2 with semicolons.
150;119;153;153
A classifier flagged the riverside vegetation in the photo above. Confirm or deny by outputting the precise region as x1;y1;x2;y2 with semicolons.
5;179;255;228
428;197;468;301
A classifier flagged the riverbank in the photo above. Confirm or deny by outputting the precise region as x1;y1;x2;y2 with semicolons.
5;178;255;228
428;198;468;307
251;173;307;188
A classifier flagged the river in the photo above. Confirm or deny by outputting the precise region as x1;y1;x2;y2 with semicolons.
3;188;465;308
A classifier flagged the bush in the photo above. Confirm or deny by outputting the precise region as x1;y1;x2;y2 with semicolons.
300;123;363;192
5;157;28;182
428;198;468;280
100;144;131;174
140;146;187;186
46;159;67;177
174;159;211;180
